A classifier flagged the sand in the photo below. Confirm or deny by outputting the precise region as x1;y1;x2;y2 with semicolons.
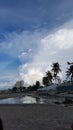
0;92;26;99
0;104;72;130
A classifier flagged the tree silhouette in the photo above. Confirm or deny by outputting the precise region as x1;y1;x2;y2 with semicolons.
66;64;73;82
31;81;40;91
42;71;53;86
42;76;49;86
51;62;61;83
35;81;40;88
12;86;17;92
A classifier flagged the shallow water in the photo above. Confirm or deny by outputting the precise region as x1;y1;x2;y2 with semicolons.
0;95;66;105
0;95;46;104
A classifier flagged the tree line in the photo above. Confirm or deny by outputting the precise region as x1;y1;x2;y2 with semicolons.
12;62;73;92
27;62;73;91
42;62;73;86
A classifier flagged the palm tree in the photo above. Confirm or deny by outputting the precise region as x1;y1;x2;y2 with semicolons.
66;64;73;82
51;62;61;83
42;71;53;86
31;81;40;91
42;76;49;86
46;71;53;84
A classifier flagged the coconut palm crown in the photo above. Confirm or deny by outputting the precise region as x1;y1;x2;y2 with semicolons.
51;62;61;83
42;71;53;86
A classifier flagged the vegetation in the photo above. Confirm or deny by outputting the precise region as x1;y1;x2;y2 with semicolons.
42;71;52;86
12;86;26;92
12;86;17;92
51;62;61;83
12;62;73;92
30;81;40;91
66;64;73;82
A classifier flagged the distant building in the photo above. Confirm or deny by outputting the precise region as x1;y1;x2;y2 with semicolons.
20;80;24;87
14;80;24;88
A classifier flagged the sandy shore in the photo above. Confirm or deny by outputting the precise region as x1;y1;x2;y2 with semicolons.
0;104;72;130
0;92;38;99
0;92;26;99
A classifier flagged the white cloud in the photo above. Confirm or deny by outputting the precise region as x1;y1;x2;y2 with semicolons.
20;67;43;85
18;52;27;59
19;20;73;85
0;30;44;57
0;82;11;89
1;19;73;87
41;28;73;50
0;72;20;89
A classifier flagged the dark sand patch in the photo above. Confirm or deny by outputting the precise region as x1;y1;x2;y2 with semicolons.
0;104;72;130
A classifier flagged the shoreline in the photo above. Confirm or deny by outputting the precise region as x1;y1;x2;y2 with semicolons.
0;92;26;99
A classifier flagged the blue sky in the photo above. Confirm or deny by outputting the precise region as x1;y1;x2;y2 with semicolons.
0;0;73;89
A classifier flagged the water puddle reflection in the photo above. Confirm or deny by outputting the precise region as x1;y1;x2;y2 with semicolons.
0;96;45;104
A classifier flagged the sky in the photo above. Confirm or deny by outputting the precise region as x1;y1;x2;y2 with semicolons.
0;0;73;89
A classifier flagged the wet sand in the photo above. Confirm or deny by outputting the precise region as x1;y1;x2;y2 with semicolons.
0;104;72;130
0;92;26;99
0;92;38;99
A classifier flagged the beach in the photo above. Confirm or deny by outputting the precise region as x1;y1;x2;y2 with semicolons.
0;92;25;99
0;104;72;130
0;91;38;99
